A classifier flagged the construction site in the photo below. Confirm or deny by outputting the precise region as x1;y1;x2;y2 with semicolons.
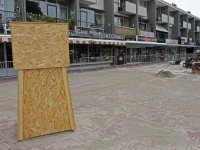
0;61;200;150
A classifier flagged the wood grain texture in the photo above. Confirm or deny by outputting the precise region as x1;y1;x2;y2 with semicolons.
10;22;69;70
23;68;71;139
18;70;24;141
62;68;76;130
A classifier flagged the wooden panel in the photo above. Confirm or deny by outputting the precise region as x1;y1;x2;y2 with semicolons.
23;68;71;139
10;22;69;70
62;68;76;130
114;26;136;36
18;70;23;141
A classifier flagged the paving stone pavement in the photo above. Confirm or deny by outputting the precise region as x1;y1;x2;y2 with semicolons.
0;63;200;150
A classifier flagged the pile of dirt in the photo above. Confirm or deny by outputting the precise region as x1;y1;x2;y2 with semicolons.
155;70;175;78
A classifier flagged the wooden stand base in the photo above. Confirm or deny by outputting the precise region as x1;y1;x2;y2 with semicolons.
18;68;75;140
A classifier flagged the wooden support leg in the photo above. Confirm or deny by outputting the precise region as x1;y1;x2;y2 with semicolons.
18;70;24;141
62;68;76;130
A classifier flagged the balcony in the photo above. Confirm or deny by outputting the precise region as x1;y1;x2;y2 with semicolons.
78;20;112;34
80;0;97;6
180;21;187;29
195;26;200;32
169;16;174;25
118;1;136;15
188;23;191;30
138;6;147;18
114;26;136;36
156;14;168;24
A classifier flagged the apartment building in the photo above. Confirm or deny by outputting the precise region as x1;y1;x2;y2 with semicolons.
1;0;200;65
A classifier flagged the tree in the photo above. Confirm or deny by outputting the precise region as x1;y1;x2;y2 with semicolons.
26;0;43;15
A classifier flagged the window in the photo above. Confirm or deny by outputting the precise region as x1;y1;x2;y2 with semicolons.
58;1;67;19
139;0;147;7
80;9;103;28
47;4;57;17
114;16;129;27
70;44;88;63
139;23;147;31
80;11;87;27
38;0;68;19
95;13;103;26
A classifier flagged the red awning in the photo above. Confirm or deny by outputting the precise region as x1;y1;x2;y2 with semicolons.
0;36;126;46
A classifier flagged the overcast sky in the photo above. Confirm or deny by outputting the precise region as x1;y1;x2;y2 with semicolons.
164;0;200;18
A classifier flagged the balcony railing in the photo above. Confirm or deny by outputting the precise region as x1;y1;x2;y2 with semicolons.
138;6;147;17
118;1;136;15
78;20;112;34
188;23;191;30
114;26;136;36
169;16;174;25
180;21;187;29
0;10;22;24
157;13;168;23
196;26;200;32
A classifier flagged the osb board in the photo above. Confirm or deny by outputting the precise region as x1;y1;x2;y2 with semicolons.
22;68;72;139
10;22;69;70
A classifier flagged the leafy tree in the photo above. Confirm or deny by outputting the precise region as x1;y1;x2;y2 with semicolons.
26;0;43;15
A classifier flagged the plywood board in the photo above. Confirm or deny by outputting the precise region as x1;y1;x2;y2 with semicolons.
10;22;69;70
22;68;73;139
18;70;23;141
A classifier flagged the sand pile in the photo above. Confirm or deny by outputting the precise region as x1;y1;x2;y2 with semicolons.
155;70;175;78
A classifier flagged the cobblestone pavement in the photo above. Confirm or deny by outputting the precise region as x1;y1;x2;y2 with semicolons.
1;63;200;150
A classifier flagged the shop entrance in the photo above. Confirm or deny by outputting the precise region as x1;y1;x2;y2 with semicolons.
0;44;4;62
115;46;126;65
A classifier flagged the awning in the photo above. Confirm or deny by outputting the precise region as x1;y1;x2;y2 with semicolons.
126;41;166;47
156;24;168;32
0;35;126;46
166;44;196;47
69;38;126;46
0;35;11;42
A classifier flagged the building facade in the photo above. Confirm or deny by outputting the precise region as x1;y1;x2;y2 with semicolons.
0;0;200;67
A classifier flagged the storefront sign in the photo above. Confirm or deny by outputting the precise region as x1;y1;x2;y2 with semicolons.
166;39;178;44
75;26;104;38
69;26;126;40
69;30;77;36
136;35;157;42
105;34;125;40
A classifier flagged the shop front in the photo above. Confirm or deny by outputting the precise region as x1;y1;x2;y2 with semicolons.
126;41;166;63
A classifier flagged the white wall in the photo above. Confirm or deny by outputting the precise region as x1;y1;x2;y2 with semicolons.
89;0;104;10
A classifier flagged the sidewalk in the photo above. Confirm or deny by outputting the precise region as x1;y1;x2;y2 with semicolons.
0;63;200;150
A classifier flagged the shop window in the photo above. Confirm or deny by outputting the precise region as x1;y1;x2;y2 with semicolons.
70;44;88;63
